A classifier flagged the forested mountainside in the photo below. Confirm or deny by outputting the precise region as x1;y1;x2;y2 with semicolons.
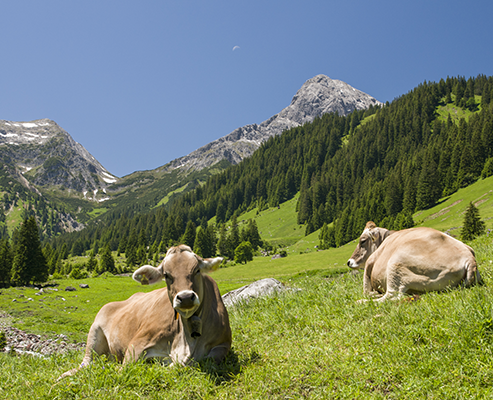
46;75;493;265
0;76;378;240
0;119;118;239
103;75;380;211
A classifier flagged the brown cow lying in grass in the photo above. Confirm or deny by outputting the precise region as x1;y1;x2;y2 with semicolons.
59;245;231;379
347;222;482;302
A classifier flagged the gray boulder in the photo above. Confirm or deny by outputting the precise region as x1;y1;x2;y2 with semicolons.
222;278;284;307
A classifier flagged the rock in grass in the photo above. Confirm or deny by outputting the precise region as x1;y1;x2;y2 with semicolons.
222;278;285;307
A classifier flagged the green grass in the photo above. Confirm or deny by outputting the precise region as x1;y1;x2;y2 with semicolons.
414;174;493;235
436;95;482;123
1;234;493;398
154;182;191;208
6;198;26;235
87;207;108;218
239;194;305;248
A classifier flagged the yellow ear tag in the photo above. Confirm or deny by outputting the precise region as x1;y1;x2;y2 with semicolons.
175;311;179;320
141;274;149;285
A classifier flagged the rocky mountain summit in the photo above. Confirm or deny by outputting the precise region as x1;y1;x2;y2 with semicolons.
165;75;382;172
0;119;117;200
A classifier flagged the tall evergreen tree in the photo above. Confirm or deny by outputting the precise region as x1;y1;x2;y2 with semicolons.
11;216;47;286
461;202;485;241
0;238;13;286
416;157;441;210
98;245;116;275
193;219;217;259
181;220;196;248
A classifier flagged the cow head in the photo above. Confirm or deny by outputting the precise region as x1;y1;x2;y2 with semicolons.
132;245;223;319
347;221;390;269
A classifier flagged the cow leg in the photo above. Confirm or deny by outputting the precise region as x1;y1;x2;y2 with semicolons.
463;260;481;287
206;342;231;363
57;324;109;380
123;340;147;363
362;260;375;296
374;263;408;302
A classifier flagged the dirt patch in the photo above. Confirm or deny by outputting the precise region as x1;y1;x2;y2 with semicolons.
426;200;463;221
474;199;489;207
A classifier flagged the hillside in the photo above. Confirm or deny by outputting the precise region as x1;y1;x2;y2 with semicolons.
44;75;493;268
104;75;381;210
0;75;380;238
0;119;120;237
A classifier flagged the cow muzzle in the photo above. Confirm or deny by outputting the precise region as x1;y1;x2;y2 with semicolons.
173;290;200;319
347;259;360;269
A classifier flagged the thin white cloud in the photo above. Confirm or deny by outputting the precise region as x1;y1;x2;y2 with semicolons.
232;46;240;51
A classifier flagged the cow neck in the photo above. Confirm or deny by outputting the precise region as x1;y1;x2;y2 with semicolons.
174;301;204;339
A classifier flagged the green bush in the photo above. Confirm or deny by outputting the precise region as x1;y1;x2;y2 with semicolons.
68;267;88;280
234;241;253;264
0;330;6;351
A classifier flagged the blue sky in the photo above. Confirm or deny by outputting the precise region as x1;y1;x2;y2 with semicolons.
1;1;493;177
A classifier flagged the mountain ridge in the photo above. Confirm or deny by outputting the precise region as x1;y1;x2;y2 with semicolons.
161;75;381;172
0;118;117;200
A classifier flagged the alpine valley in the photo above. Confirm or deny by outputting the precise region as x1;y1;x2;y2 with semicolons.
0;75;381;238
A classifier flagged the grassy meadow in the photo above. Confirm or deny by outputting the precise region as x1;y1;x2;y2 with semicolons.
1;177;493;398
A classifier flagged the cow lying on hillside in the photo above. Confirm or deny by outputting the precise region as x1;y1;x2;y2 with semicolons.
59;245;231;379
347;221;482;302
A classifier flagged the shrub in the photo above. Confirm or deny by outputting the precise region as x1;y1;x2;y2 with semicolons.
234;241;253;264
68;267;88;280
0;330;6;351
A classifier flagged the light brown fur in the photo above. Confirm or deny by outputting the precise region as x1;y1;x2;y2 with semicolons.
59;245;231;379
348;223;481;302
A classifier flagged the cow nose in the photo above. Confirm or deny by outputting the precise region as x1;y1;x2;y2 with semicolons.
177;292;196;303
347;260;351;267
173;290;200;311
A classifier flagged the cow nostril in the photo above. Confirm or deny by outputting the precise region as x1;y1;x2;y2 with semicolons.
190;293;196;302
347;260;351;267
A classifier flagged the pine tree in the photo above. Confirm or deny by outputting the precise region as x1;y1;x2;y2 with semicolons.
181;220;196;248
461;202;485;241
229;216;241;254
241;219;263;250
416;157;441;210
0;238;13;286
87;250;98;272
11;216;47;286
194;221;217;259
98;245;116;275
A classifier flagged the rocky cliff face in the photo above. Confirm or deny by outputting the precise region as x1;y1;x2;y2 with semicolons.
165;75;382;171
0;119;117;200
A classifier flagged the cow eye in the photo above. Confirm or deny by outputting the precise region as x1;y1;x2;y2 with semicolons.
164;272;173;283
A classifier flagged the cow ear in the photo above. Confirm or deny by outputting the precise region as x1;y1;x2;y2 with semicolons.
199;257;224;273
132;264;164;285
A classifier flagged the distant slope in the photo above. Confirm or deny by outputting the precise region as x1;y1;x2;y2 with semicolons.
108;75;381;210
46;75;493;259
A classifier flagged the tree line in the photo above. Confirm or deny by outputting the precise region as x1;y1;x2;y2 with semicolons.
36;74;493;272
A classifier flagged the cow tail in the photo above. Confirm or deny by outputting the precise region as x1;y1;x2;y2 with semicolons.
464;260;483;287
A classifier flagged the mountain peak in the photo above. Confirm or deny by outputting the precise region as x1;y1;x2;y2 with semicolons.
166;75;382;171
0;118;117;199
